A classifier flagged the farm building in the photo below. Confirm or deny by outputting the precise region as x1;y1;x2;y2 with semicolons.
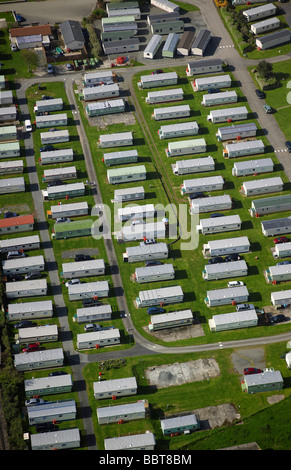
0;234;40;253
16;324;58;344
207;106;248;123
123;242;169;263
216;122;257;142
59;20;85;51
0;141;20;158
117;203;156;222
251;17;280;35
40;130;69;145
145;88;184;104
162;32;180;58
24;374;73;398
0;125;17;141
158;121;199;139
117;221;166;242
102;38;140;55
98;132;133;148
93;377;137;400
68;280;109;301
14;347;64;371
202;260;248;281
266;264;291;283
7;300;53;321
193;74;231;92
173;156;215;175
177;30;195;56
273;242;291;259
186;58;223;76
153;104;190;121
30;429;80;451
232;157;273;177
250;194;291;217
0;90;13;105
45;182;85;201
241;176;283;196
143;34;162;59
27;399;77;425
205;285;249;307
0;159;23;175
261;217;291;237
150;20;184;35
202;236;250;258
138;72;178;89
256;29;291;50
243;3;277;22
190;194;232;214
35;113;67;129
104;433;156;451
53;219;93;240
2;255;45;275
150;0;179;13
148;309;193;331
136;285;184;308
82;84;119;101
114;186;145;202
166;138;206;157
40;148;74;165
161;414;200;435
0;176;25;195
103;149;138;167
5;279;47;299
107;165;146;185
147;12;179;25
62;259;105;279
86;99;125;117
34;98;63;113
97;401;146;425
75;304;112;324
43;166;77;182
208;309;258;332
134;263;175;283
0;106;17;121
198;214;241;235
0;214;34;235
101;29;136;42
223;139;264;158
181;175;224;195
241;369;283;393
50;201;88;219
202;90;238;107
191;29;211;56
77;329;120;350
84;71;115;86
271;289;291;306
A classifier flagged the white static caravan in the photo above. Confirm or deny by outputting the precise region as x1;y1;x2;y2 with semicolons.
143;34;162;59
148;309;193;331
202;91;238;107
0;141;20;158
243;3;277;23
34;98;63;113
205;285;249;307
162;32;180;58
93;377;137;400
50;201;88;219
232;0;267;4
251;17;280;35
153;104;190;121
190;194;232;214
191;29;212;56
102;38;140;55
136;285;184;308
202;260;248;281
107;165;146;185
7;300;53;321
114;186;145;203
181;175;224;195
166;138;206;157
286;351;291;370
40;148;74;165
68;280;109;301
104;433;156;451
150;0;179;14
232;158;274;177
0;159;23;175
103;149;138;167
40;130;69;145
251;194;291;217
123;242;169;263
0;235;40;254
77;328;120;350
24;374;73;399
138;72;178;89
102;22;137;34
82;84;119;102
261;217;291;237
98;132;133;149
43;166;77;182
202;236;250;258
75;304;112;324
0;106;17;121
160;414;199;436
97;402;146;425
35;113;68;129
117;221;166;242
241;176;283;197
273;242;291;259
2;255;45;275
117;203;156;222
17;324;58;344
27;399;76;425
145;88;184;105
193;74;231;92
186;58;223;77
271;289;291;306
45;182;85;201
14;348;64;372
209;309;258;332
134;263;175;283
216;122;257;142
108;7;141;20
267;264;291;283
207;106;248;124
0;75;5;89
256;29;291;51
173;156;215;176
86;99;125;118
5;279;47;299
158;121;199;140
198;214;242;235
62;259;105;279
224;140;265;159
31;428;80;451
0;125;17;141
0;177;25;195
84;71;114;86
0;90;13;105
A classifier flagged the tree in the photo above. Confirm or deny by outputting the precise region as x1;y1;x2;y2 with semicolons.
257;61;274;80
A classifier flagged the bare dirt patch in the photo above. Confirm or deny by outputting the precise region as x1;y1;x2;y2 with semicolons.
144;323;205;342
230;347;266;375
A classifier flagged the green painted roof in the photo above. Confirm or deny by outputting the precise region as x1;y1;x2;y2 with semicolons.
54;219;93;233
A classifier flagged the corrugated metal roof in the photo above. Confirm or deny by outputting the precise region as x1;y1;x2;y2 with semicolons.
60;20;85;45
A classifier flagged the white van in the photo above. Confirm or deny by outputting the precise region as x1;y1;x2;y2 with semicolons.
25;119;32;132
227;281;244;288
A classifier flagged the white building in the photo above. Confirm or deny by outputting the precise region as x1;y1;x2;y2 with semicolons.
0;177;24;195
134;263;175;283
209;309;258;332
117;221;166;242
181;175;224;195
166;138;206;157
232;158;273;177
243;3;277;22
40;130;69;144
173;156;215;176
207;106;248;124
138;72;178;89
216;122;257;142
150;0;179;13
202;236;250;258
114;186;145;203
107;165;146;184
97;401;146;425
271;289;291;306
261;217;291;237
104;433;155;451
50;201;88;219
149;309;193;331
145;88;184;104
136;285;183;308
0;235;40;253
93;377;137;400
205;285;249;307
68;281;109;301
62;259;105;279
256;29;291;50
241;176;283;196
117;203;155;222
6;279;47;298
202;260;248;280
77;328;120;349
123;242;169;263
153;104;190;121
193;74;231;92
202;91;237;107
2;255;45;275
251;17;280;35
98;132;133;148
143;34;162;59
186;58;223;76
158;121;199;140
224;140;264;159
198;214;242;235
40;148;74;165
190;194;232;214
75;304;112;323
7;300;53;321
103;150;138;167
14;348;64;371
191;29;212;56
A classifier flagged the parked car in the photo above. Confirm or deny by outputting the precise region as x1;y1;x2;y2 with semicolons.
152;69;164;74
41;96;53;100
263;104;273;114
48;128;59;132
74;254;92;262
47;179;64;187
6;274;24;282
10;43;17;51
25;398;45;407
36;423;58;433
25;271;42;280
22;343;40;353
66;63;73;71
274;236;288;244
285;141;291;153
208;257;225;265
47;64;54;74
269;314;287;324
4;211;17;218
40;145;54;152
56;217;71;224
84;323;101;332
236;303;255;312
255;89;265;99
140;239;156;246
255;307;265;314
208;88;221;94
65;279;80;287
49;371;68;377
243;368;262;375
14;320;35;329
188;192;206;200
145;261;164;267
224;254;241;262
227;281;244;288
14;12;25;22
7;250;25;260
210;213;224;218
276;260;291;266
82;298;103;308
147;307;166;314
25;119;32;132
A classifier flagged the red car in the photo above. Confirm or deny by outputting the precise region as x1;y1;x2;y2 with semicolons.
274;237;288;244
243;368;262;375
22;343;40;353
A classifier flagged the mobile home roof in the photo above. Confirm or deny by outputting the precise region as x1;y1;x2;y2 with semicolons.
107;165;146;177
244;3;276;16
105;433;155;451
154;104;190;115
86;99;125;111
233;157;273;171
226;139;264;152
210;106;248;118
47;182;85;195
191;29;211;49
252;194;291;209
176;156;214;169
163;32;180;52
200;214;241;228
218;123;257;137
99;132;133;143
211;309;257;326
0;234;40;250
207;285;249;301
93;377;137;394
97;402;144;419
0;214;34;229
126;242;168;257
35;113;67;123
14;347;64;366
68;280;109;294
183;175;224;190
160;121;198;133
206;236;250;250
84;71;113;81
77;328;120;343
150;309;192;325
204;260;247;275
35;98;63;108
140;72;178;83
188;58;223;69
139;285;183;301
261;217;291;231
8;300;53;315
258;29;290;45
195;74;231;86
147;88;183;99
135;263;174;278
243;176;283;191
144;34;162;53
102;15;136;24
169;138;206;150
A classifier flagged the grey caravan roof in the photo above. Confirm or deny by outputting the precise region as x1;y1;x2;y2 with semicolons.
105;432;156;451
212;309;257;326
140;72;178;84
163;33;180;52
258;29;290;45
207;236;250;250
99;132;132;144
188;58;223;69
135;263;174;278
139;285;183;301
233;158;273;171
31;428;80;448
0;234;40;250
8;300;53;315
160;121;199;133
126;242;168;257
207;285;249;301
93;377;137;394
262;217;291;231
191;29;211;49
161;414;198;431
244;370;283;386
24;374;73;392
27;399;76;419
60;20;85;44
97;402;145;419
218;123;257;137
205;260;247;275
14;348;64;366
148;12;180;23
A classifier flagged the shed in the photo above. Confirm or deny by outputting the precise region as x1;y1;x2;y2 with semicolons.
205;285;249;307
0;234;40;253
251;194;291;217
191;29;211;56
243;3;277;22
117;221;165;242
103;149;138;167
241;176;283;196
102;38;140;55
77;328;120;349
145;88;184;104
86;99;125;117
202;236;250;257
98;132;133;148
173;156;215;175
75;304;112;323
251;17;280;35
60;20;85;51
0;125;17;141
274;242;291;259
27;399;77;425
0;214;34;235
0;90;13;106
232;157;273;177
190;194;232;214
209;309;258;332
193;74;231;92
177;30;195;56
143;34;162;59
97;401;146;425
7;300;53;321
35;113;67;129
216;122;257;142
186;58;223;76
153;104;190;121
117;203;155;222
0;176;24;195
34;98;63;113
162;33;180;58
107;165;146;184
40;130;69;144
40;148;74;165
0;106;17;121
202;90;237;107
150;0;179;13
0;141;20;158
242;370;283;393
224;139;264;158
68;280;109;301
53;219;92;240
136;285;183;308
30;429;80;451
6;279;47;299
50;201;88;219
202;260;248;280
181;175;224;194
198;214;242;235
256;29;291;50
2;255;45;275
93;376;137;400
16;324;58;344
14;348;64;371
45;182;85;200
24;374;73;398
166;138;206;157
62;259;105;279
123;242;169;263
82;84;119;101
271;289;291;306
148;309;193;331
261;217;291;237
135;263;175;283
151;20;184;35
104;433;156;451
43;166;77;182
158;121;199;139
138;72;178;89
0;160;23;175
161;414;199;435
207;106;248;123
114;186;145;202
84;71;114;86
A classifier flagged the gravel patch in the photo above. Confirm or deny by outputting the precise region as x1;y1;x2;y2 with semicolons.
230;347;266;375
